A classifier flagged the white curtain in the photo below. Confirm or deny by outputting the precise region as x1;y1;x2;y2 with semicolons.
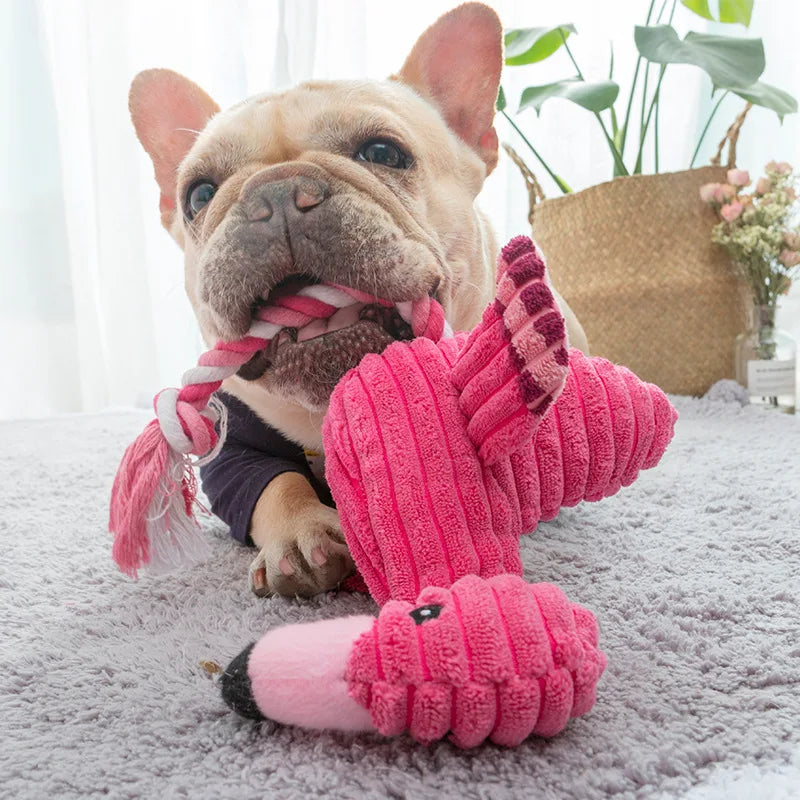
2;0;798;419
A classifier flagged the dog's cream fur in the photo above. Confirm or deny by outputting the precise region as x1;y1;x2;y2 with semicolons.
130;3;587;597
179;78;500;445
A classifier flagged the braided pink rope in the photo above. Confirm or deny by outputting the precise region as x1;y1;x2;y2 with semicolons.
109;283;450;578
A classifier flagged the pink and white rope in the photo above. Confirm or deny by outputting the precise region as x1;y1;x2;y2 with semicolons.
109;283;451;578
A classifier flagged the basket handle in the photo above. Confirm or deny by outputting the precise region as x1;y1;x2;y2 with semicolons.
503;143;545;227
709;102;752;169
505;101;753;225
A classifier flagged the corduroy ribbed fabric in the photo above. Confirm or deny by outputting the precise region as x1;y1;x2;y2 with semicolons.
324;238;678;605
345;574;606;747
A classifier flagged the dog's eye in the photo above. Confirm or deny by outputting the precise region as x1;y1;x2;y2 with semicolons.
409;604;443;625
355;139;411;170
185;181;218;220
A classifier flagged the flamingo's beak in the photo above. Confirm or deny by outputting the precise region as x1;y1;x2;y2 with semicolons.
220;615;376;732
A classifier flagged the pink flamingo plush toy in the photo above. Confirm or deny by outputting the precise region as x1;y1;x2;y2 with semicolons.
109;237;677;747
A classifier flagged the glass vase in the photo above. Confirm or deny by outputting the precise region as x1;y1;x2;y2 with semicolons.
735;304;797;413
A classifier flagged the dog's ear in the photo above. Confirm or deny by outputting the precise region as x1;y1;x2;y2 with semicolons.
129;69;220;230
396;3;502;174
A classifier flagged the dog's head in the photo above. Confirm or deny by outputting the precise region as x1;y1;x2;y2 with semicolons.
130;3;502;412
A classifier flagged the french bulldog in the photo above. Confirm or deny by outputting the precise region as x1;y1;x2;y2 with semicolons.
129;2;589;597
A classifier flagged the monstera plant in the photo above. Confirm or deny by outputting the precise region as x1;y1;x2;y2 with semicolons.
499;0;797;193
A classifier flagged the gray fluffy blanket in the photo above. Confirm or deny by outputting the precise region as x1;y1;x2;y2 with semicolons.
2;389;799;799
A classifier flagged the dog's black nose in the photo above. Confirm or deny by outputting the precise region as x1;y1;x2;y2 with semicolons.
242;174;329;223
219;642;265;721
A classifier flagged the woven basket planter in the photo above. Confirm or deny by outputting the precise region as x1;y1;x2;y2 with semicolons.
506;116;752;396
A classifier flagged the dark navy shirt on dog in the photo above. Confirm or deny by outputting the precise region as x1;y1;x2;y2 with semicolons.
199;391;333;547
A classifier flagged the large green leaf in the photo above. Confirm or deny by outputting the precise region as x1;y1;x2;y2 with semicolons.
634;25;764;88
681;0;753;25
680;0;714;21
730;80;798;120
518;79;619;115
719;0;753;26
504;24;576;66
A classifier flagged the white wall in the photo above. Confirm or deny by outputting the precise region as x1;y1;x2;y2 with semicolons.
1;0;798;418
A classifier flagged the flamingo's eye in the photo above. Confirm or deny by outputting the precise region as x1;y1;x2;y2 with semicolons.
409;604;443;625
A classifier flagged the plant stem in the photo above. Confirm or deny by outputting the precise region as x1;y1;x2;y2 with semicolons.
608;41;615;80
651;0;676;172
620;0;657;157
598;117;631;177
560;33;629;177
654;87;660;172
634;65;667;173
690;91;728;168
562;35;583;79
500;109;571;194
620;59;642;159
640;63;651;137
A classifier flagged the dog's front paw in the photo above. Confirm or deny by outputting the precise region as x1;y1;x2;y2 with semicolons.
249;502;354;598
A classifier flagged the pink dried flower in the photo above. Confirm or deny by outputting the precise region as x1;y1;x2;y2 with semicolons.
755;177;771;196
720;201;743;222
699;183;720;203
727;169;750;187
766;160;792;175
779;249;800;267
783;231;800;250
713;184;736;204
786;187;797;202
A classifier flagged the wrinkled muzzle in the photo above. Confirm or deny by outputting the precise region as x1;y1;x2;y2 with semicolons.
198;161;442;342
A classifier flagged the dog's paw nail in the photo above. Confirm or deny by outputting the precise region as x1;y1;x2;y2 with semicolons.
278;557;295;576
251;567;268;595
311;546;328;566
